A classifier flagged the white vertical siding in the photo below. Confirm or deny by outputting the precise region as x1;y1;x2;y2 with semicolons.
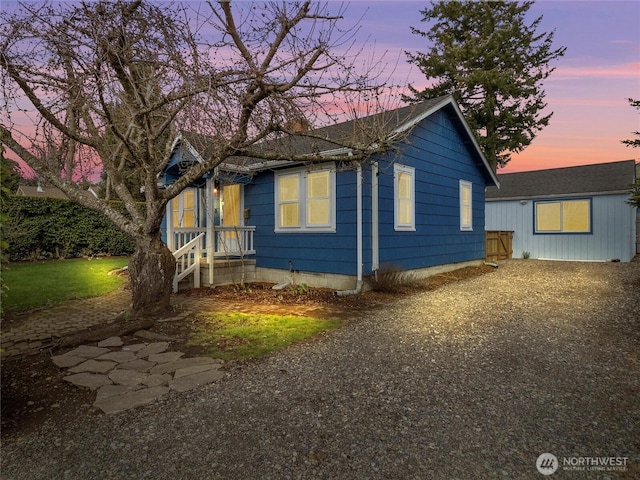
485;194;635;262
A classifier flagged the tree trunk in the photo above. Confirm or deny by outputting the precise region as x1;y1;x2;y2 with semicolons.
128;233;176;317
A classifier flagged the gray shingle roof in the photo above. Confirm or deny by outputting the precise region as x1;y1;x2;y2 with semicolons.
172;98;451;173
247;96;449;158
486;160;637;200
171;95;498;186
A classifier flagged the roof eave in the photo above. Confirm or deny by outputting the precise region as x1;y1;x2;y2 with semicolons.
486;189;632;201
174;97;502;187
391;95;499;187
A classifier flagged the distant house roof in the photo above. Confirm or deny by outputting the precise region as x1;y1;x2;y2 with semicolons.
486;160;637;201
15;185;68;199
168;95;498;186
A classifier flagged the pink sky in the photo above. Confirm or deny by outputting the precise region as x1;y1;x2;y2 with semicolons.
4;1;639;178
349;0;640;173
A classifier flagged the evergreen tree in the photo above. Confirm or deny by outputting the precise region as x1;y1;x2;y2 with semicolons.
405;0;566;169
621;98;640;149
622;98;640;207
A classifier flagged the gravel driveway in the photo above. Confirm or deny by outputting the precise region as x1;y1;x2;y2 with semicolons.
2;260;639;479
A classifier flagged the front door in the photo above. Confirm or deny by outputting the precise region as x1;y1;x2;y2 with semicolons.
220;184;242;254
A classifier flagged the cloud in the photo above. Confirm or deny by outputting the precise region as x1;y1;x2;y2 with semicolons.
546;97;632;108
550;63;640;81
610;39;635;46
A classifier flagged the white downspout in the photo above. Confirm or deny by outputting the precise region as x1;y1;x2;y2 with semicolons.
206;178;215;286
372;161;379;272
166;199;174;251
335;163;364;296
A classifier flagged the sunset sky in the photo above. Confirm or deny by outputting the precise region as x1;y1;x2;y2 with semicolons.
347;0;640;173
3;1;639;177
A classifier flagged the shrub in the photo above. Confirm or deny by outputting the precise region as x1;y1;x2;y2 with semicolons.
4;196;136;261
365;264;418;293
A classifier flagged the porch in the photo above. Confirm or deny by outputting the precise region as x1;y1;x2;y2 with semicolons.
170;226;257;292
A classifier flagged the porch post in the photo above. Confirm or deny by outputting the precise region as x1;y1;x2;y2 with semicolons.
206;177;215;285
166;201;174;251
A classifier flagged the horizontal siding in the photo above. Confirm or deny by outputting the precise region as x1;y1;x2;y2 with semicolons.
485;194;635;262
245;168;361;275
377;109;488;270
244;108;492;278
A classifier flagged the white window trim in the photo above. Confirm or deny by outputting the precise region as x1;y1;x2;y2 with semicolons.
274;164;336;233
459;180;473;231
394;164;416;231
172;187;200;228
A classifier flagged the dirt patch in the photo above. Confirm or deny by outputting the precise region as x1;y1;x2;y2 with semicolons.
1;265;494;437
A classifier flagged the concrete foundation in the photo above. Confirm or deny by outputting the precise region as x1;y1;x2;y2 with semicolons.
179;258;485;292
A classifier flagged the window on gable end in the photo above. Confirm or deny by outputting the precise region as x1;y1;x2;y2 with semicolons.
394;164;415;231
460;180;473;231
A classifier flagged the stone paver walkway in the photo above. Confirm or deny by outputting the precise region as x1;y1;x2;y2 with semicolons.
1;287;344;357
1;286;231;413
0;286;337;412
52;335;225;414
1;288;132;356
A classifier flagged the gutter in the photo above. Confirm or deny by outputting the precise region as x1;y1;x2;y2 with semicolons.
334;163;364;296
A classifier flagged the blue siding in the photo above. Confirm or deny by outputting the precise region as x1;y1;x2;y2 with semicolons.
245;168;361;275
376;109;488;270
245;108;491;277
485;194;636;262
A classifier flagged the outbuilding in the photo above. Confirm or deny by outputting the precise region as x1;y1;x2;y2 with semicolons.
485;160;637;262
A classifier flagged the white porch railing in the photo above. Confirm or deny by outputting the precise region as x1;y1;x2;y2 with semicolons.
172;232;204;293
171;227;256;290
170;227;207;253
214;226;256;257
172;226;256;257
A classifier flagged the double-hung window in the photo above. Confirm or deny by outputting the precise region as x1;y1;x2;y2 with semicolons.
535;199;591;233
459;180;473;231
394;164;416;231
275;165;335;232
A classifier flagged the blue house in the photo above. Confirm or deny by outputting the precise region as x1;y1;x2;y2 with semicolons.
163;95;499;291
485;160;638;262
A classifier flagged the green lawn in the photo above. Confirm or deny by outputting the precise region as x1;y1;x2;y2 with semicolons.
1;257;130;313
190;311;341;361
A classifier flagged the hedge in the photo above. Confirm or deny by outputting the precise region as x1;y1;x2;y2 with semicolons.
3;196;137;261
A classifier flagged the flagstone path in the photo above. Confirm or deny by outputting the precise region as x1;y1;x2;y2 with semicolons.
52;334;226;414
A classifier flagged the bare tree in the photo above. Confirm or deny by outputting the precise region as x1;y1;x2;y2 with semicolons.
1;1;397;317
